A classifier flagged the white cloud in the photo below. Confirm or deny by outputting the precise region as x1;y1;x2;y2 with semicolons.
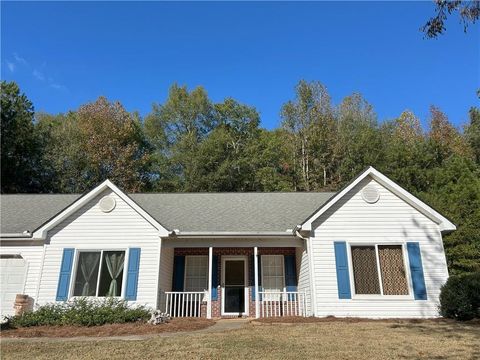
50;83;67;91
13;52;28;66
33;69;45;81
6;61;15;72
10;52;67;92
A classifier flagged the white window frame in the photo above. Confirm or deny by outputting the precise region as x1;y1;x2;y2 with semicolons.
347;243;413;300
184;255;209;292
69;248;128;299
261;255;285;293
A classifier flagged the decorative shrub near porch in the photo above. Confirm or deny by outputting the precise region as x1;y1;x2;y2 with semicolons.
439;272;480;321
7;298;151;327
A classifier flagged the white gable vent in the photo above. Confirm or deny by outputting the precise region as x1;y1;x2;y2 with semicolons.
361;184;380;204
99;196;116;213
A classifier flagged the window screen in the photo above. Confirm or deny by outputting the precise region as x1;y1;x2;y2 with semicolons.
351;246;381;295
184;256;208;292
378;245;408;295
262;255;284;292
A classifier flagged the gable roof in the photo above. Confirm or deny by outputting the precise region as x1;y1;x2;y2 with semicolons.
300;166;456;233
1;190;334;237
1;167;456;238
29;180;170;239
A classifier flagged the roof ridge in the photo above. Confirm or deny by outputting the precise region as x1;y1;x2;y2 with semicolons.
2;191;336;196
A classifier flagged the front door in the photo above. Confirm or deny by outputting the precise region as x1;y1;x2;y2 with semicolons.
221;256;248;316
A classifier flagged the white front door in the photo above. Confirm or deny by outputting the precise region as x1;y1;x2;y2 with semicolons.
221;256;248;316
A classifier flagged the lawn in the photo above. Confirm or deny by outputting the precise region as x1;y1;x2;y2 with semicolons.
1;319;479;360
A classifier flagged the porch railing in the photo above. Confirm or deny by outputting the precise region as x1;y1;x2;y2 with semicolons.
164;291;206;318
258;291;306;317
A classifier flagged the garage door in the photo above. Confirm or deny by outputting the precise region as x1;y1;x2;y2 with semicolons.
0;256;27;318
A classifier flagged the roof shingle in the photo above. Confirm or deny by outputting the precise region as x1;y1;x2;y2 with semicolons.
0;192;335;234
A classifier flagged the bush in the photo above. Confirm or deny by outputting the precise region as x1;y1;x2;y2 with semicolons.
439;272;480;321
8;298;151;327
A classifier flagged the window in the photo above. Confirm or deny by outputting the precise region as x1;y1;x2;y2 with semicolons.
261;255;284;292
184;256;208;292
72;250;125;297
351;245;409;296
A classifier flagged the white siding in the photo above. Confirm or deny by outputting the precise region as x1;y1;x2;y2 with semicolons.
0;244;44;307
311;177;449;318
157;245;174;310
296;245;312;316
36;189;161;309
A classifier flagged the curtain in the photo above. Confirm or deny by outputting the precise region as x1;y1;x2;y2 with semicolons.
79;252;100;296
104;252;125;296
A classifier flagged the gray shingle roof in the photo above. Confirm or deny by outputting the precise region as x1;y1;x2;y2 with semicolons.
0;192;335;234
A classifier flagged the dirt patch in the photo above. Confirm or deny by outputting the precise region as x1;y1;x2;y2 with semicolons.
0;318;214;338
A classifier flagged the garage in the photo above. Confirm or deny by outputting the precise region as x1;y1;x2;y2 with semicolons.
0;255;27;318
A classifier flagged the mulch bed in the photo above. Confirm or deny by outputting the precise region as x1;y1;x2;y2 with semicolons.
0;318;215;338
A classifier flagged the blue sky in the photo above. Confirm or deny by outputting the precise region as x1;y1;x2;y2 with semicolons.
1;1;478;129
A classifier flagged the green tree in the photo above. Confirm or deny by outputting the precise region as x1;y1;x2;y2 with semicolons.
39;97;151;193
190;98;262;191
334;93;384;186
465;107;480;164
418;156;480;274
144;84;215;191
246;129;294;191
1;81;41;193
281;80;335;190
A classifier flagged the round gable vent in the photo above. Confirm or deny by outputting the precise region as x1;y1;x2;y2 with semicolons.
99;196;116;213
361;184;380;204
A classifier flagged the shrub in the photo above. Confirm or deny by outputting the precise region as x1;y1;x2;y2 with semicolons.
9;298;151;327
439;272;480;321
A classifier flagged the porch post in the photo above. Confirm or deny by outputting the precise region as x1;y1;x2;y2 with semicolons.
254;246;259;318
207;246;213;319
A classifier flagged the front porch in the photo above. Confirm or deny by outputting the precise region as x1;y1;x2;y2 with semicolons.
158;246;307;319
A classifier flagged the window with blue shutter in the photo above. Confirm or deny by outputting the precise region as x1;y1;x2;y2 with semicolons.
211;255;219;300
125;248;141;301
172;255;185;291
56;248;75;301
407;242;427;300
334;242;352;299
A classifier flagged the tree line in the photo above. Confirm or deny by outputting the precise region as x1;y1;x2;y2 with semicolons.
1;80;479;275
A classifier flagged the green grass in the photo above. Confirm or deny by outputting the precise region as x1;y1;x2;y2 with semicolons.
2;320;479;360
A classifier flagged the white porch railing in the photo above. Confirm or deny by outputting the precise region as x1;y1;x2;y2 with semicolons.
258;291;306;317
164;291;206;317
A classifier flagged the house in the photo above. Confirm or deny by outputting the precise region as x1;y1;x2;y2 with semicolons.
0;167;456;319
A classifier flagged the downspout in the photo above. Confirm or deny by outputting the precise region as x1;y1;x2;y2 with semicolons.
295;225;317;317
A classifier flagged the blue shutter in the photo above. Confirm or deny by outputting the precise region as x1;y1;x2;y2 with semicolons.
284;255;297;300
125;248;141;301
211;255;219;300
56;248;75;301
258;255;262;301
172;255;185;291
334;242;352;299
407;242;427;300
